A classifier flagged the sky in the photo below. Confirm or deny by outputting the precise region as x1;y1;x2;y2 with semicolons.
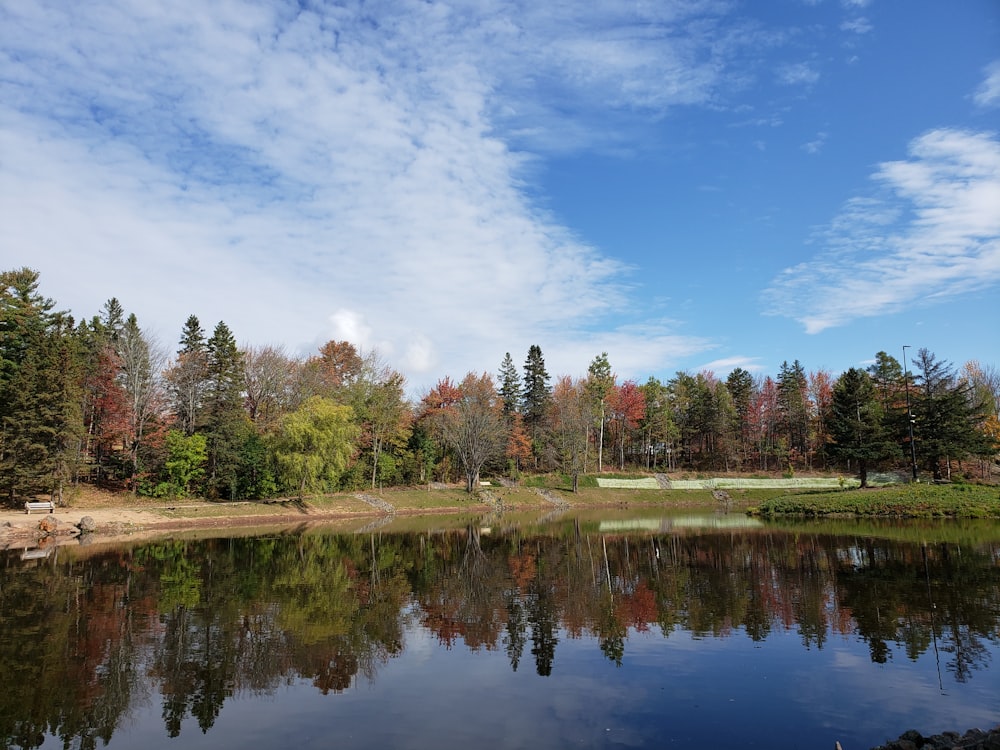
2;0;998;392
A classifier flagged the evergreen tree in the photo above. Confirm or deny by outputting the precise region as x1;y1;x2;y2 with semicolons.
521;345;551;443
912;349;991;480
827;368;897;487
167;315;208;435
498;352;522;420
203;321;247;498
0;269;82;503
777;360;810;464
726;367;754;468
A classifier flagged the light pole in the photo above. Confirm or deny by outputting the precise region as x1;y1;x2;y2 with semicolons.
902;346;918;481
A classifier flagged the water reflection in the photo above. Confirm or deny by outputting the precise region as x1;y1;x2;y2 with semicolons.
2;517;999;749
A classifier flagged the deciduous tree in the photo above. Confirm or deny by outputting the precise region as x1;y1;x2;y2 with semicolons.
272;396;358;497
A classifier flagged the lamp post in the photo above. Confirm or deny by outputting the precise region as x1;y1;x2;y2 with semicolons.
902;346;918;481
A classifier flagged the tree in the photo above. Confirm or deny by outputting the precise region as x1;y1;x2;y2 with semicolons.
116;313;166;489
498;353;522;420
585;353;614;472
442;373;507;492
777;360;810;465
549;376;590;491
272;396;358;497
640;376;678;471
0;269;84;504
166;315;208;436
202;321;247;498
521;346;551;448
867;352;904;415
912;349;991;480
243;344;296;431
505;413;532;476
726;368;754;469
344;356;411;491
606;380;645;470
160;430;208;496
827;368;897;487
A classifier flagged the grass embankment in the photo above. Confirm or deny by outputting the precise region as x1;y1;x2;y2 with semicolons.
750;483;1000;519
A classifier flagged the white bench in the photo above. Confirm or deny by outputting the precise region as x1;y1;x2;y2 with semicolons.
25;501;55;514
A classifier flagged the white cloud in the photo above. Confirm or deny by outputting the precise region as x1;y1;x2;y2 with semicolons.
763;129;1000;332
0;0;740;389
973;60;1000;108
802;131;829;154
840;17;872;34
776;62;820;86
697;356;766;375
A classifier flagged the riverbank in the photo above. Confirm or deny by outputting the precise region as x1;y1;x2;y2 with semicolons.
3;480;998;550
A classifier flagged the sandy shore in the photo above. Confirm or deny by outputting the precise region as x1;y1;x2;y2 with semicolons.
0;501;413;550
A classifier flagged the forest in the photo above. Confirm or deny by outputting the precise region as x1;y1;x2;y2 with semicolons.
1;267;997;505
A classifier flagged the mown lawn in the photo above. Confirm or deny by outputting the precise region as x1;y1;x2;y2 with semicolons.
750;483;1000;518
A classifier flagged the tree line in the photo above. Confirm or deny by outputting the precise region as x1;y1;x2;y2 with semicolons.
1;268;996;504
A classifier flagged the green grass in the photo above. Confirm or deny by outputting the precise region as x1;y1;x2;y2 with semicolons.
751;484;1000;519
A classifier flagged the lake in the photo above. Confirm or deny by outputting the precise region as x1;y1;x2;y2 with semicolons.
2;511;999;749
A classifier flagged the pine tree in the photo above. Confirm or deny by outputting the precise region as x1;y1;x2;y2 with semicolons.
203;321;247;498
521;345;551;443
498;352;522;420
912;349;990;480
827;368;897;487
167;315;209;435
0;269;82;503
777;360;810;464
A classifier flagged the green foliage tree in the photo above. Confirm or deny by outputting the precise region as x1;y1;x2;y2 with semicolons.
640;376;679;471
726;368;754;468
159;430;208;496
777;360;810;464
202;321;247;498
0;269;82;504
272;396;358;497
827;368;898;487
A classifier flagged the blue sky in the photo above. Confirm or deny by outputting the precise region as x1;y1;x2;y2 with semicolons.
2;0;998;391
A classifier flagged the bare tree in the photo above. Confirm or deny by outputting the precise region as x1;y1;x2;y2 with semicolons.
442;372;507;492
116;314;167;487
243;344;297;430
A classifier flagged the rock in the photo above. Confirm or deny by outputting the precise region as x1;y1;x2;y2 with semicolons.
38;516;59;534
78;516;97;533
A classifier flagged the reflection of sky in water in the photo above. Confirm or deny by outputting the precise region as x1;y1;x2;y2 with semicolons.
62;620;1000;750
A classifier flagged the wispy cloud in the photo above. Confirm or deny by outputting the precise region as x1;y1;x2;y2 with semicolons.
840;16;872;35
973;60;1000;108
0;0;750;386
776;62;820;87
764;128;1000;333
802;131;829;154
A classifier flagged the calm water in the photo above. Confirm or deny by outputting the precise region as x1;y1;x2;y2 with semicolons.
2;513;999;750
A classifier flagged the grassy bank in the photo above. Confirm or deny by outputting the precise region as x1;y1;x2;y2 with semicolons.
749;483;1000;519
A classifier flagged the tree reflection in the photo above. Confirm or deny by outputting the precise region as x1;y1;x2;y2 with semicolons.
1;525;1000;747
